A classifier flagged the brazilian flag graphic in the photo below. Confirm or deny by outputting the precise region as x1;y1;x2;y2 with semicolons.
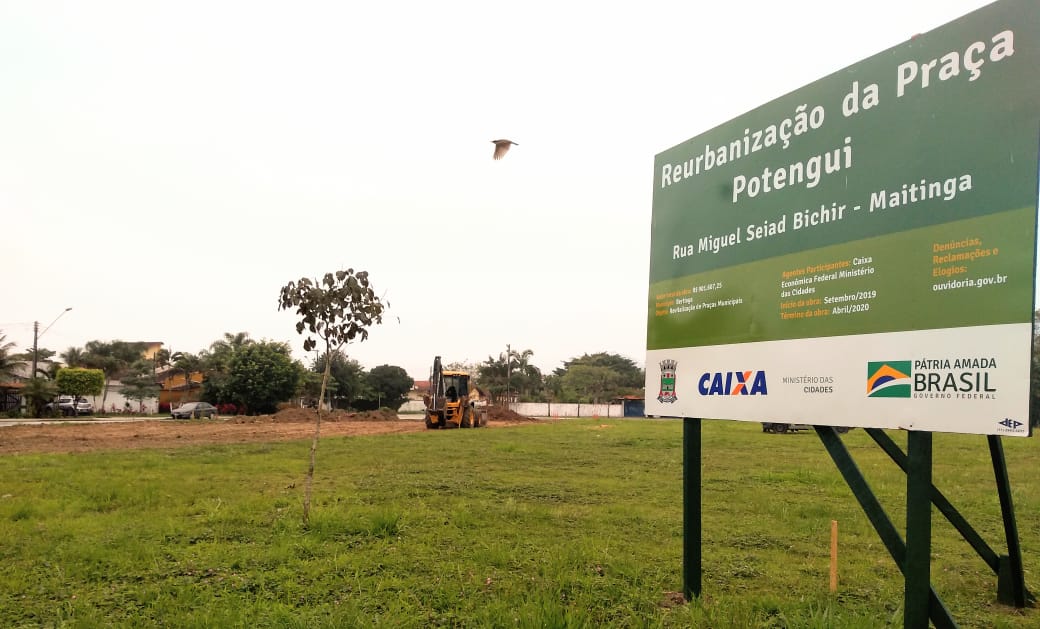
867;361;912;398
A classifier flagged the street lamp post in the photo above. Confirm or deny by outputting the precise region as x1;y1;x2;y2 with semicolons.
31;307;72;380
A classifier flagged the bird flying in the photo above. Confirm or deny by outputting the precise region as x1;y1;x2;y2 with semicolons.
491;139;518;160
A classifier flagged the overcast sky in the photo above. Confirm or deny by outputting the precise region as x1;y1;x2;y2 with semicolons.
0;0;1011;379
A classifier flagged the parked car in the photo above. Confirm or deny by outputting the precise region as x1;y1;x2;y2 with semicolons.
46;396;94;416
171;402;218;419
761;422;850;434
46;395;74;415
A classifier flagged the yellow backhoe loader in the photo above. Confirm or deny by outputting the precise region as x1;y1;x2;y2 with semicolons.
423;356;487;429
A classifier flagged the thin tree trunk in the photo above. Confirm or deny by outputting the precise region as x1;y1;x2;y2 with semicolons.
302;351;333;527
101;378;111;415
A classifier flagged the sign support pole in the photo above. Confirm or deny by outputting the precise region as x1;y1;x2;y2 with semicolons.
814;426;956;627
904;431;933;628
866;428;1032;607
988;435;1029;607
682;417;701;601
682;423;1028;623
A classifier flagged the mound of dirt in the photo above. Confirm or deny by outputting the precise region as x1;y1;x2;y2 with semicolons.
484;405;537;422
267;408;399;423
343;409;399;422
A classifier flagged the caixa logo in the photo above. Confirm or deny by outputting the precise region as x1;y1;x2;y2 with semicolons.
698;371;768;396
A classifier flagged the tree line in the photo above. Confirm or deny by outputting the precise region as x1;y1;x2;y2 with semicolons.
1;329;646;417
458;349;645;405
0;331;414;418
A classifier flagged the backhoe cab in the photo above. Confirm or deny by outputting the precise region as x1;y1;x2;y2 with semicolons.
424;356;486;429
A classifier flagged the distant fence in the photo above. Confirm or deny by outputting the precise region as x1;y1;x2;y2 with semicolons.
398;400;627;418
508;402;623;418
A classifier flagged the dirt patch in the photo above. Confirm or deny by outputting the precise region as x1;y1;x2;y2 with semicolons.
0;407;542;455
263;408;399;423
484;405;538;422
658;591;687;609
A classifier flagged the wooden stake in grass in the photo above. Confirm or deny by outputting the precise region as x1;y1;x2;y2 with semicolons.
830;519;839;593
278;269;386;527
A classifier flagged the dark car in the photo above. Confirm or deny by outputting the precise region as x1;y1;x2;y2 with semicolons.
170;402;218;419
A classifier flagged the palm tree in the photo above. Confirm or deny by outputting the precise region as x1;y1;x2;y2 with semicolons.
61;346;86;368
0;333;26;382
478;352;510;403
510;348;534;375
475;348;542;402
507;348;542;399
202;333;253;407
21;377;57;418
37;361;63;381
208;332;252;370
223;331;252;349
171;351;205;403
154;348;172;371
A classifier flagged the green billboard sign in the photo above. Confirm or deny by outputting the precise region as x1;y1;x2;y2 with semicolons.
645;0;1038;436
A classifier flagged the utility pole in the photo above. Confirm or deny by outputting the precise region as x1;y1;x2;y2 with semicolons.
31;322;39;382
506;343;511;404
31;307;72;381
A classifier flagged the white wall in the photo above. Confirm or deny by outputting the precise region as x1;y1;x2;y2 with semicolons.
94;382;158;414
399;400;625;418
509;402;623;418
399;400;426;413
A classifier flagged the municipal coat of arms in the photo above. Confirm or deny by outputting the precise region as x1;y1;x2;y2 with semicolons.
658;359;677;403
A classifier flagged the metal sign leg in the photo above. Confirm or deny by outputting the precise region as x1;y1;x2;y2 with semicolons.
988;435;1029;607
683;417;701;601
905;431;933;628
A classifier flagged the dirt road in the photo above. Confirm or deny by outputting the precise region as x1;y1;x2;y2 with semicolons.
0;407;541;455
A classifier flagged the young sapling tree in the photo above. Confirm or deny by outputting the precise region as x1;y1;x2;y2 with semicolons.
277;269;386;526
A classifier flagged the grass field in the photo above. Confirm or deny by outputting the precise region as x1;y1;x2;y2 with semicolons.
0;419;1036;627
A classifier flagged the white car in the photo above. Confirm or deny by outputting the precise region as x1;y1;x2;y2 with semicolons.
47;396;94;416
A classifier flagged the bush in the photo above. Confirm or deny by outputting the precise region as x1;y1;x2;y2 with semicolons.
218;403;238;415
5;408;22;419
